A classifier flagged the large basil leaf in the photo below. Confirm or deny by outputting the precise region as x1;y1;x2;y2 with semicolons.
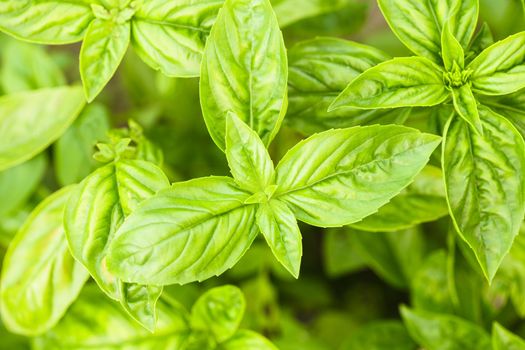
80;19;130;102
351;165;448;232
226;114;275;193
0;154;46;217
286;37;411;134
0;0;93;44
469;32;525;96
493;323;525;350
377;0;478;63
330;57;448;110
200;0;287;150
54;103;110;186
191;285;245;343
401;307;491;350
0;187;89;336
131;0;223;77
33;286;191;350
219;330;278;350
64;160;169;330
107;176;259;285
256;199;302;278
274;125;441;227
443;107;525;281
0;86;85;171
340;321;417;350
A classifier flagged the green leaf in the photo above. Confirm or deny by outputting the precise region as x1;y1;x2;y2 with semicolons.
0;154;46;217
272;0;349;28
0;187;89;336
191;285;245;342
441;21;465;71
225;114;275;194
329;57;448;110
0;0;93;44
400;306;492;350
0;86;86;171
256;200;302;278
33;286;191;350
351;165;448;232
323;228;367;277
0;40;66;93
200;0;288;150
274;125;441;227
442;107;525;281
219;330;278;350
286;37;410;134
80;19;130;102
451;85;482;133
467;22;494;60
493;323;525;350
469;32;525;96
377;0;478;63
64;160;169;330
481;90;525;140
131;0;223;77
107;176;259;285
340;321;417;350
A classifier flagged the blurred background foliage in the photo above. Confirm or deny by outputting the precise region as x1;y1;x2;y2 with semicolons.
1;0;525;349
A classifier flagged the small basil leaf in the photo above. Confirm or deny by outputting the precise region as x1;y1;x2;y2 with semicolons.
256;200;302;278
400;306;492;350
200;0;287;150
107;176;259;285
340;321;417;350
0;0;93;44
131;0;223;77
451;85;483;134
469;32;525;96
329;57;448;110
225;114;275;194
467;22;494;60
441;21;465;71
191;285;245;343
54;103;110;186
0;187;89;336
493;323;525;350
80;19;130;102
443;107;525;282
118;283;163;333
481;89;525;140
274;125;441;227
219;330;278;350
351;165;448;232
0;86;86;171
377;0;478;63
33;286;191;349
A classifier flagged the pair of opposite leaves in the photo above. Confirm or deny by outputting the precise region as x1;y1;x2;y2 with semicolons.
329;0;525;283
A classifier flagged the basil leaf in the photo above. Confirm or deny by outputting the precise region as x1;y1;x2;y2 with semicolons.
80;19;130;102
400;306;492;350
219;330;278;350
226;114;275;194
0;86;85;172
272;0;349;28
323;228;367;277
377;0;478;63
131;0;223;77
451;85;482;133
467;22;494;60
329;57;448;110
107;176;259;285
493;323;525;350
0;154;46;217
443;107;525;281
0;0;93;44
340;321;417;350
200;0;287;150
469;32;525;96
0;187;89;336
286;37;409;133
0;40;66;93
54;103;110;186
256;199;302;278
33;286;191;350
351;165;448;232
441;22;465;71
497;232;525;317
191;285;244;342
64;160;169;330
481;89;525;140
274;126;441;227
